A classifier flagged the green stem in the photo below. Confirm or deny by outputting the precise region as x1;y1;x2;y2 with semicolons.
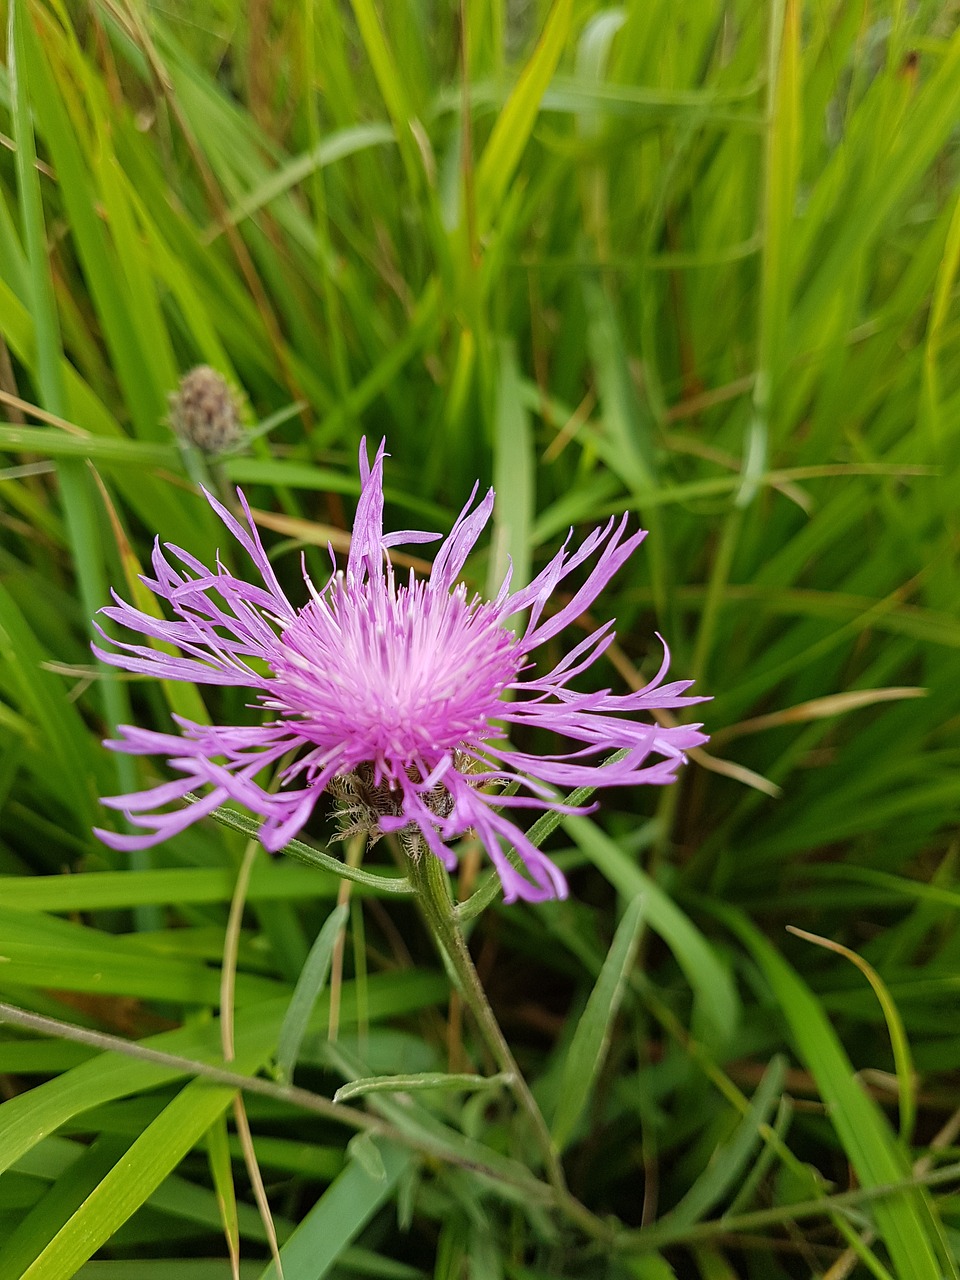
405;842;616;1246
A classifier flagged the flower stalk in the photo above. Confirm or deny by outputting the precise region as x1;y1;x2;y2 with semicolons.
406;839;622;1245
405;838;565;1190
407;829;593;1198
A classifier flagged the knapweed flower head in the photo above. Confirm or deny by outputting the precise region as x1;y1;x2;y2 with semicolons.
94;442;708;903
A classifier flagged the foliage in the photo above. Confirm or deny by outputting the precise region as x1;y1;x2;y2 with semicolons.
1;0;960;1276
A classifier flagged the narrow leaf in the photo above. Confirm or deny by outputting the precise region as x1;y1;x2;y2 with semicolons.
276;904;349;1083
488;339;534;600
475;0;573;229
257;1141;411;1280
563;816;739;1046
334;1071;511;1104
552;893;645;1150
661;1056;786;1229
715;903;946;1280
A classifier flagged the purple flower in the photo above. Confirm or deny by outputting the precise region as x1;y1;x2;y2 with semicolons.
94;441;707;903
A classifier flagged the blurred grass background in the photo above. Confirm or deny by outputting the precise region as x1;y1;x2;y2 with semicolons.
1;0;960;1276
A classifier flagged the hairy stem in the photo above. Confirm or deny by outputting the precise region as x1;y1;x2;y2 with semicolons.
405;842;614;1244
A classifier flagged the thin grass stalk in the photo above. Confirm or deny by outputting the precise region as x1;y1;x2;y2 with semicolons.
221;837;284;1278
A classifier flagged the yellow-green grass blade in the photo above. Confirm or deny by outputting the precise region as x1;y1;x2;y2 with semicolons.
918;190;960;538
276;903;349;1083
0;1136;125;1280
7;0;64;418
18;1061;266;1278
787;927;916;1144
345;0;440;245
0;905;282;1007
0;581;103;831
619;583;960;652
659;1056;786;1231
792;26;960;346
7;0;144;848
0;1133;282;1279
756;0;799;410
583;277;658;496
220;122;395;235
18;7;165;440
203;1115;240;1273
130;192;235;376
0;864;346;913
0;279;204;548
475;0;573;232
85;113;179;401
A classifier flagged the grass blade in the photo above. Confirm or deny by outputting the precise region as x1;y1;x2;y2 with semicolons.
713;903;947;1280
474;0;573;231
488;338;534;598
256;1141;411;1280
660;1056;786;1230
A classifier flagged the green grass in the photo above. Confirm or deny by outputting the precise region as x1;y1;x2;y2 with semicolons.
1;0;960;1276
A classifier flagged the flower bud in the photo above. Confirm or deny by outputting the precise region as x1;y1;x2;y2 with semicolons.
168;366;246;454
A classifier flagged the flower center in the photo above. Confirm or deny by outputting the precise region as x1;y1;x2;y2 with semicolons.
266;575;519;765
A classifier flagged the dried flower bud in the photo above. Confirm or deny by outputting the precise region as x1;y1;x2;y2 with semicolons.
168;366;246;454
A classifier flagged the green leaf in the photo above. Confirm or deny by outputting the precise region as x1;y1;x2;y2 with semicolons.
0;1137;122;1280
488;339;534;600
15;7;163;438
583;276;658;494
659;1056;786;1229
346;1131;387;1182
0;863;340;912
475;0;573;230
18;1072;253;1278
276;903;349;1082
334;1071;511;1104
713;904;948;1280
203;1115;240;1271
0;425;177;468
256;1141;411;1280
551;893;645;1150
0;971;447;1177
0;581;102;829
203;804;413;895
563;816;739;1047
8;0;66;419
221;123;396;231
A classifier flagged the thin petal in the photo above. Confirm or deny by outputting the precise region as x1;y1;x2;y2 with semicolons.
200;486;295;619
259;793;320;853
95;788;228;851
429;485;494;592
348;439;387;586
